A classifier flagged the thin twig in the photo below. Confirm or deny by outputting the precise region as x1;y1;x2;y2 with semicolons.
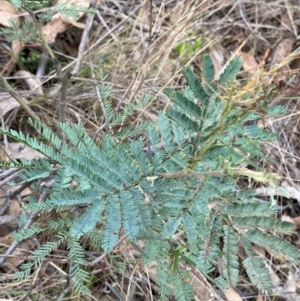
0;76;40;121
72;1;96;75
58;65;71;125
0;168;19;180
24;8;71;125
96;10;118;42
87;45;106;127
9;181;33;200
92;1;155;139
0;188;50;266
238;1;253;31
159;169;226;180
159;167;279;184
0;198;11;216
149;0;153;39
0;170;20;189
57;269;72;301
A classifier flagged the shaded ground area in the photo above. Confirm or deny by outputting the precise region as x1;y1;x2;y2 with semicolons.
0;1;300;300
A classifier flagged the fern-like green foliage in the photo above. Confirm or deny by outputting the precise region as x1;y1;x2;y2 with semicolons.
1;55;298;299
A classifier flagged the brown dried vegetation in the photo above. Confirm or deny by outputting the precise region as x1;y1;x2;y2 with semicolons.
0;1;300;300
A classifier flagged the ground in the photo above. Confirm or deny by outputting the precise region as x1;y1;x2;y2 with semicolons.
0;1;300;300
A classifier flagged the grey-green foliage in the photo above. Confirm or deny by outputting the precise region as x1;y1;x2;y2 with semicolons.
1;55;298;299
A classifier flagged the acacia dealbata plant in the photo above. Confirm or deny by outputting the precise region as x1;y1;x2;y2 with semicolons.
0;1;299;299
0;54;299;299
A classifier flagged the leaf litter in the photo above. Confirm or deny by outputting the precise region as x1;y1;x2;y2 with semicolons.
0;0;300;300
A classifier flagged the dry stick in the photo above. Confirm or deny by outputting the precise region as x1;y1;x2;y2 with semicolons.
0;168;19;180
73;2;117;130
72;1;96;75
92;2;155;139
25;8;70;125
0;188;50;267
149;0;153;39
130;2;209;126
56;269;72;301
159;168;278;185
83;4;107;123
92;84;145;139
96;9;118;42
8;181;32;200
0;170;20;188
58;64;71;125
115;42;151;112
0;110;13;161
238;1;253;31
0;76;40;121
39;4;142;88
0;198;11;216
87;47;107;129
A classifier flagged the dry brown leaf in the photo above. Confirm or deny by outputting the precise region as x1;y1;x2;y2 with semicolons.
1;74;44;113
20;187;32;197
273;38;295;65
8;199;23;216
4;142;43;160
1;239;35;272
0;92;22;116
253;245;266;257
42;0;90;44
42;14;68;44
15;70;43;96
210;48;224;77
0;39;23;75
0;196;7;208
59;14;85;28
293;216;300;228
281;10;294;29
224;287;243;301
0;233;13;244
0;40;23;76
271;37;295;83
255;181;300;205
0;0;20;28
0;213;20;226
256;294;263;301
169;2;185;25
4;199;23;228
237;50;259;76
11;40;22;58
190;266;214;301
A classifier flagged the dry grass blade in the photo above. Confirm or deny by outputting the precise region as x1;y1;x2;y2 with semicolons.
0;1;300;300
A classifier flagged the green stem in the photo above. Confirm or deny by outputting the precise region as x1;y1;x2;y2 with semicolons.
190;86;234;167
